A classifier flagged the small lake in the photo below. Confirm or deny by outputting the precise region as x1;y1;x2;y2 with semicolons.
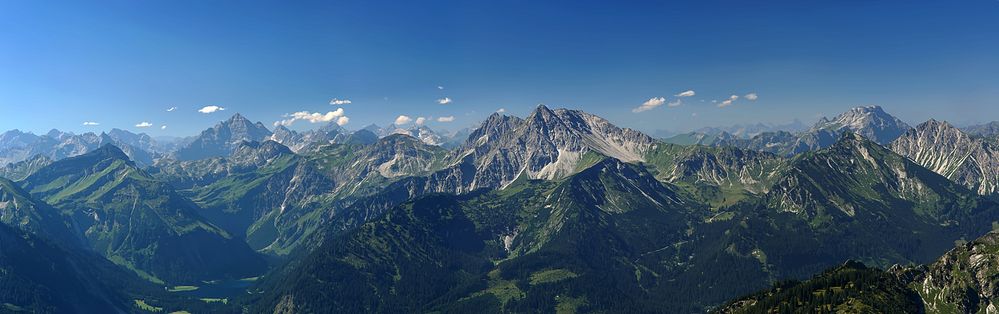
169;277;260;299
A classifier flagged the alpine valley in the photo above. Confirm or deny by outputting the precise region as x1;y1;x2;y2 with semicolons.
5;105;999;313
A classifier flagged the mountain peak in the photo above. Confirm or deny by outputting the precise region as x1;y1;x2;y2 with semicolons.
173;113;273;160
890;118;999;196
344;129;379;145
90;144;131;161
530;104;557;118
45;129;71;139
855;105;885;113
808;105;911;146
318;121;345;133
829;132;879;152
836;105;891;120
917;118;954;130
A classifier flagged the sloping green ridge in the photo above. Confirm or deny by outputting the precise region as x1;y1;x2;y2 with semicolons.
19;145;266;284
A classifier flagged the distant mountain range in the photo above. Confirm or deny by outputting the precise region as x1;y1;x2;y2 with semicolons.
653;120;808;140
0;113;463;168
0;128;167;166
4;104;999;313
664;105;914;156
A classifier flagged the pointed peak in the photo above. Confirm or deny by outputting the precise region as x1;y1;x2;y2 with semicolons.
224;113;254;125
907;119;955;132
527;104;560;125
352;129;377;136
919;118;946;127
531;104;556;116
89;144;131;161
361;124;383;133
46;129;67;138
344;129;379;145
484;111;514;123
829;132;880;151
318;121;345;132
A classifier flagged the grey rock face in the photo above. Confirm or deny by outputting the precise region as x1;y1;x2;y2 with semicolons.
173;113;273;160
421;105;656;193
891;119;999;196
903;232;999;313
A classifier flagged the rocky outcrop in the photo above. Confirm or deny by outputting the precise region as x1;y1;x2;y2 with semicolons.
910;232;999;313
891;119;999;197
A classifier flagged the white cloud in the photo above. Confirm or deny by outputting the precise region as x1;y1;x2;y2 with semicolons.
675;90;696;97
717;95;739;108
166;106;177;112
395;115;413;125
415;117;427;125
274;108;348;126
135;122;153;128
336;116;349;126
437;97;452;104
744;93;758;101
632;97;666;113
496;108;506;113
82;121;100;126
198;105;225;113
161;125;167;130
437;85;444;90
645;90;696;108
437;116;455;122
329;98;352;105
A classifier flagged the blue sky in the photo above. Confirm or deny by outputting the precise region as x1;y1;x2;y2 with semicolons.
2;0;998;136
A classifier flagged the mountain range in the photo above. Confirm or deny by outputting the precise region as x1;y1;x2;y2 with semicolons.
665;105;914;156
4;105;999;313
